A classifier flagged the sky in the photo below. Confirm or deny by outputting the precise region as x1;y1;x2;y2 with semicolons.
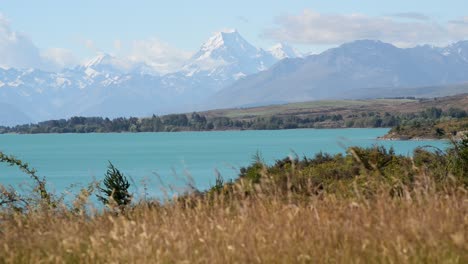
0;0;467;72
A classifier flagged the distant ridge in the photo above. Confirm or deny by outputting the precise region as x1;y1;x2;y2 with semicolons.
2;36;468;124
0;102;32;126
340;82;468;99
209;40;468;109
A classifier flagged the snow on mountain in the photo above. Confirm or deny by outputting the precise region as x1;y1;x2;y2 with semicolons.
191;29;259;62
84;53;112;68
79;52;161;78
268;43;301;60
181;29;277;85
10;32;468;124
209;39;468;109
80;53;130;75
441;41;468;62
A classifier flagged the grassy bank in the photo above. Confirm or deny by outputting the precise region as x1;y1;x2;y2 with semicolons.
0;138;467;262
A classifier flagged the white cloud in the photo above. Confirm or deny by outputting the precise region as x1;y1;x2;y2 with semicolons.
390;12;430;21
264;9;468;47
114;39;122;51
0;14;190;74
448;17;468;37
41;48;78;70
0;14;79;71
125;38;192;74
84;39;100;53
0;14;43;69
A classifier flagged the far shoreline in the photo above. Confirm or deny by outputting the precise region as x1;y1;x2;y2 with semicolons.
377;136;448;141
0;127;391;136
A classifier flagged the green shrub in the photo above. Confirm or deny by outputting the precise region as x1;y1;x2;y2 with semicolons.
448;136;468;184
97;162;132;208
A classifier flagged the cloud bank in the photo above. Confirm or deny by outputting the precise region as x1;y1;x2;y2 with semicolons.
264;9;468;47
2;10;468;72
0;15;43;69
0;14;79;71
125;38;192;74
41;48;78;70
0;14;191;73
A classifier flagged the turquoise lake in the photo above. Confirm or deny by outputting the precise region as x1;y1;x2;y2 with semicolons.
0;129;448;198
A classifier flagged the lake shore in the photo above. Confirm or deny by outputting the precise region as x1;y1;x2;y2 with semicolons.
379;127;467;141
0;135;466;263
0;128;447;196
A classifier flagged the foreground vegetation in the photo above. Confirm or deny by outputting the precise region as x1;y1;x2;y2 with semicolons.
1;95;467;134
0;136;467;262
1;188;465;263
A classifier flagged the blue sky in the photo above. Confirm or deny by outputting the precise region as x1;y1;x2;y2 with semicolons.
0;0;467;71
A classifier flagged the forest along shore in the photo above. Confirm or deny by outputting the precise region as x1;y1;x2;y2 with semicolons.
0;94;467;137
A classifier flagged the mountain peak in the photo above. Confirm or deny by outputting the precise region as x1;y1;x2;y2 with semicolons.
342;39;396;49
268;43;300;59
81;53;141;76
83;53;114;69
189;29;261;65
442;40;468;59
447;40;468;49
218;28;237;34
199;29;251;54
181;29;277;87
333;40;399;56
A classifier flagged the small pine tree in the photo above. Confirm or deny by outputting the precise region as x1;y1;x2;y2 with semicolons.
97;162;132;207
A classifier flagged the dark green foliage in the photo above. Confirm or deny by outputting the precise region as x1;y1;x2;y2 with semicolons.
97;162;132;207
239;152;265;184
228;142;467;199
212;173;224;192
240;163;264;184
421;107;443;119
448;136;468;183
349;146;399;173
413;147;450;183
435;127;445;137
206;172;234;197
447;107;467;118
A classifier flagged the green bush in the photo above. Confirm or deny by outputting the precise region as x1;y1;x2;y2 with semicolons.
97;162;132;208
448;136;468;184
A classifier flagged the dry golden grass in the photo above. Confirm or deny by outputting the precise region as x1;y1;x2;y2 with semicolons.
0;186;466;263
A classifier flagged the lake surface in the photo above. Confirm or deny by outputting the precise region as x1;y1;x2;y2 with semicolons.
0;129;448;198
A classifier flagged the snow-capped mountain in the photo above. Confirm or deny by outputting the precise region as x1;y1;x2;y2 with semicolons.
0;30;285;124
3;33;468;126
81;53;122;75
441;41;468;62
268;43;301;60
209;40;468;108
151;29;282;105
181;29;277;85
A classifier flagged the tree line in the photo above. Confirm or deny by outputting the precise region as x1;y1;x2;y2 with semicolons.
0;107;466;134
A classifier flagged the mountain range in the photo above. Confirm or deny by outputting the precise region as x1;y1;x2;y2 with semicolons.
1;30;468;126
0;30;299;124
209;40;468;108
